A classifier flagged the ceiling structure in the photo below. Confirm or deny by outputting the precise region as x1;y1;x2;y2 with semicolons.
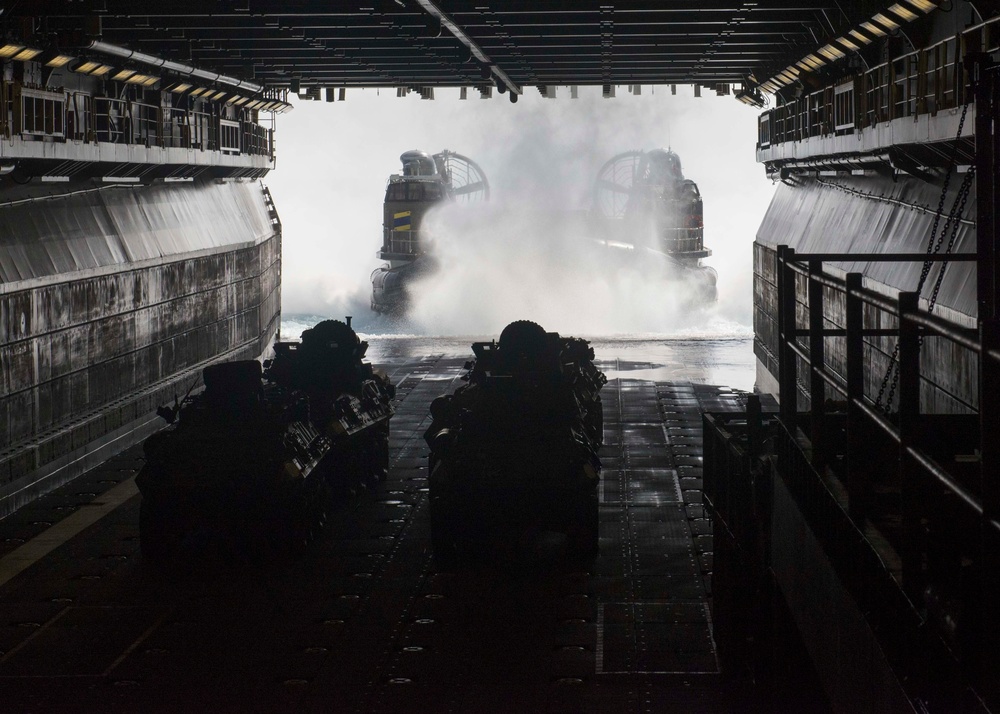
17;1;947;101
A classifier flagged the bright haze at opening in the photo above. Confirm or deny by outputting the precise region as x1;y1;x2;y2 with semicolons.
265;85;774;339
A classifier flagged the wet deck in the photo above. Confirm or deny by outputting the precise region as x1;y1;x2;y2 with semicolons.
0;352;752;713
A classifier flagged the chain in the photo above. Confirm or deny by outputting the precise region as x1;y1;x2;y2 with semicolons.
880;167;975;411
874;101;970;414
927;166;975;314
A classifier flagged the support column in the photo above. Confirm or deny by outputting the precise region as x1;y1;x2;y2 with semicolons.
808;261;826;464
897;292;922;598
777;245;798;431
845;273;869;523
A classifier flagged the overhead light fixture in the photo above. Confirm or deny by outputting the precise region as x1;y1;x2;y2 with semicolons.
211;90;227;100
888;3;919;21
0;43;24;59
234;97;250;106
735;86;765;108
12;47;42;62
126;73;158;86
73;60;115;76
904;0;938;12
872;13;900;31
849;29;875;45
170;83;193;93
189;87;209;97
112;69;136;81
861;21;888;37
836;37;860;52
797;54;825;72
817;44;845;61
45;53;75;68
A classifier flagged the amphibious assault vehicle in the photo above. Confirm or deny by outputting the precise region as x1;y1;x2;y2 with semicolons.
137;319;395;565
424;320;606;565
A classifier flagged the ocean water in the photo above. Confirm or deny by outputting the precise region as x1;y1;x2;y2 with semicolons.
280;314;757;392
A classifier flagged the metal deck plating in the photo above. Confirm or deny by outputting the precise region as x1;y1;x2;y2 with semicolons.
0;354;767;713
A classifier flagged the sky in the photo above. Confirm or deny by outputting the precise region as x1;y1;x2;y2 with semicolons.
264;84;776;338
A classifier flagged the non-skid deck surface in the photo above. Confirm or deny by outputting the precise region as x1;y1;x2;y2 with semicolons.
0;355;748;713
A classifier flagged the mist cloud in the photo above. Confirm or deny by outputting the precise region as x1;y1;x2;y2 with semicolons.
266;86;774;336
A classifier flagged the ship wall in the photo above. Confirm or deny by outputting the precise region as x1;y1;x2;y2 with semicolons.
0;180;280;517
754;175;978;414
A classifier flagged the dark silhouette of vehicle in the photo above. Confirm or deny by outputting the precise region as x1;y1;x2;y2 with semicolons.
136;318;394;566
424;320;606;566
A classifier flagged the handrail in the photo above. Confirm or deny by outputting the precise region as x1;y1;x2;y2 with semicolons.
759;15;1000;150
776;244;991;532
2;78;272;164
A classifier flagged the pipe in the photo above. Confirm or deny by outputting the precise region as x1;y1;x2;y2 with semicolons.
87;40;264;95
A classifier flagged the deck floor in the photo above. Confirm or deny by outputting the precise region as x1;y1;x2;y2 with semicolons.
0;353;752;713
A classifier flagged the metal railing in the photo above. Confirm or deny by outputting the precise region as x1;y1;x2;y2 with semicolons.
219;118;240;155
661;228;705;255
2;79;272;161
758;16;1000;149
13;84;65;138
775;245;1000;697
381;230;422;257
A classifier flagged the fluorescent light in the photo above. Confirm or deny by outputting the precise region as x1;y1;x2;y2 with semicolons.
189;87;208;97
860;21;887;37
836;37;860;52
904;0;937;12
211;90;227;100
797;55;825;71
12;48;42;61
872;13;900;30
112;69;136;81
89;64;113;77
45;54;75;68
849;29;874;45
170;83;192;93
0;43;23;58
888;3;919;21
817;44;846;61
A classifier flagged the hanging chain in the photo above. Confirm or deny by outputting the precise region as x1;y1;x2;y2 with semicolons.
927;166;976;314
874;100;971;414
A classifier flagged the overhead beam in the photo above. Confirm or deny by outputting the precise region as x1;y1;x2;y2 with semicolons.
413;0;521;95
